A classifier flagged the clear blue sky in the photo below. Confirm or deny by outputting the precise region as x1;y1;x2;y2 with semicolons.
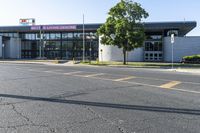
0;0;199;36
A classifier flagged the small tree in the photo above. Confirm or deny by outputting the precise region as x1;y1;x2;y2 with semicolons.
97;0;149;65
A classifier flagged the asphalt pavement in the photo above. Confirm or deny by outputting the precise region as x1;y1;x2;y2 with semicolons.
0;63;200;133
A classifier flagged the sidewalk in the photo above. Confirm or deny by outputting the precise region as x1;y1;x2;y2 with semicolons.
0;60;200;75
173;68;200;75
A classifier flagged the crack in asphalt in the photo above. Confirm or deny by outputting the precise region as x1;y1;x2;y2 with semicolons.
0;123;48;129
7;104;49;129
85;106;129;133
0;74;63;82
11;104;33;124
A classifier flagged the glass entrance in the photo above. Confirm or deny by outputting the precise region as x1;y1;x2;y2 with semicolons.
144;41;163;62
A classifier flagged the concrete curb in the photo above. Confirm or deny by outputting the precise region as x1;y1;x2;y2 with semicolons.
1;60;200;75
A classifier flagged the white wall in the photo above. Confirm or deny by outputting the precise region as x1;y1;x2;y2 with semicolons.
99;37;144;62
10;38;21;59
4;38;21;59
127;48;144;62
164;37;200;62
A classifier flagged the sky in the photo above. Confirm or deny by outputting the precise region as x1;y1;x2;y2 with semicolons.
0;0;199;36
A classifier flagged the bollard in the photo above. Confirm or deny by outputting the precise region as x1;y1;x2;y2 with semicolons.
96;58;99;64
73;58;75;64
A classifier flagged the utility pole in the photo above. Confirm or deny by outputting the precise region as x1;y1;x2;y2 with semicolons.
171;34;175;69
82;14;85;62
39;27;42;59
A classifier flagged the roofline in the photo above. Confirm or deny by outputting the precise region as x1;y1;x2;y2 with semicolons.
0;21;196;28
0;21;197;35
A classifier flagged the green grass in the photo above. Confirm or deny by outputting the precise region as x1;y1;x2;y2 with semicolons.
81;61;200;68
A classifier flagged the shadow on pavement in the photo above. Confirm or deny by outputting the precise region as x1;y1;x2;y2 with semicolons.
1;93;200;115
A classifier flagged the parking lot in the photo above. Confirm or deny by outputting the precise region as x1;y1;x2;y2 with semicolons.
0;63;200;133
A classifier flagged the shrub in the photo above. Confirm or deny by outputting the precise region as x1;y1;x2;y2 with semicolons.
182;55;200;64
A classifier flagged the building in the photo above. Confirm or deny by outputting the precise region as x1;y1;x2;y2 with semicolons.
0;24;99;60
0;21;199;62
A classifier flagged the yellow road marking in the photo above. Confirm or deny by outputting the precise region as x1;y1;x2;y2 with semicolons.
84;73;104;77
160;81;181;89
114;76;135;81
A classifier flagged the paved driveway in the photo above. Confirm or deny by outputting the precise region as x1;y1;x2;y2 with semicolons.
0;63;200;133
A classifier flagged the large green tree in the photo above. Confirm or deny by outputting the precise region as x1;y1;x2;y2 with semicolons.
97;0;149;64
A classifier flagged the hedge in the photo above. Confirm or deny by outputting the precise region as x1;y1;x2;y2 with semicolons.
182;55;200;64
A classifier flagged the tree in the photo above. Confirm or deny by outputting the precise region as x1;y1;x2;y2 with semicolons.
97;0;149;65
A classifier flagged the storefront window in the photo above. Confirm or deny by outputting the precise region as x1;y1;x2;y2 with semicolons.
23;34;35;40
62;41;73;50
145;41;162;51
68;33;73;39
45;41;61;50
62;33;68;39
50;33;61;40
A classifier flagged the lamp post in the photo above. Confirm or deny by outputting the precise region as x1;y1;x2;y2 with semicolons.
39;28;42;59
43;40;46;58
82;14;85;62
89;40;92;63
2;43;5;59
171;34;175;69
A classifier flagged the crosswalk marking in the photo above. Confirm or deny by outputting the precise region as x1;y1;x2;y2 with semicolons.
160;81;181;89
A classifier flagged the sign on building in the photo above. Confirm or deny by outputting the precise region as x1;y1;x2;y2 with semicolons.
19;18;35;25
171;34;175;44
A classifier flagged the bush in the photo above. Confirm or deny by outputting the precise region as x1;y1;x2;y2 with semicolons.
182;55;200;64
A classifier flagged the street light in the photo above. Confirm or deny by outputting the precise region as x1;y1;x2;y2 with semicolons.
39;28;42;59
43;40;47;58
171;34;175;69
2;43;5;59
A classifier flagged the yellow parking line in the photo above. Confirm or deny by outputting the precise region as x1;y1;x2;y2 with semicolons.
160;81;181;89
114;76;135;81
84;73;104;77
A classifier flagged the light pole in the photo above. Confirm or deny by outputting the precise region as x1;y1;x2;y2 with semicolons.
82;14;85;62
171;34;175;69
43;40;46;58
39;28;42;59
2;43;5;59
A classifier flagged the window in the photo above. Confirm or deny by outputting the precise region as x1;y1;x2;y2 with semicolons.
43;33;50;40
25;34;35;40
74;33;83;39
50;33;61;40
62;33;68;39
68;33;73;39
62;41;73;50
145;41;162;51
45;41;61;50
146;35;162;40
